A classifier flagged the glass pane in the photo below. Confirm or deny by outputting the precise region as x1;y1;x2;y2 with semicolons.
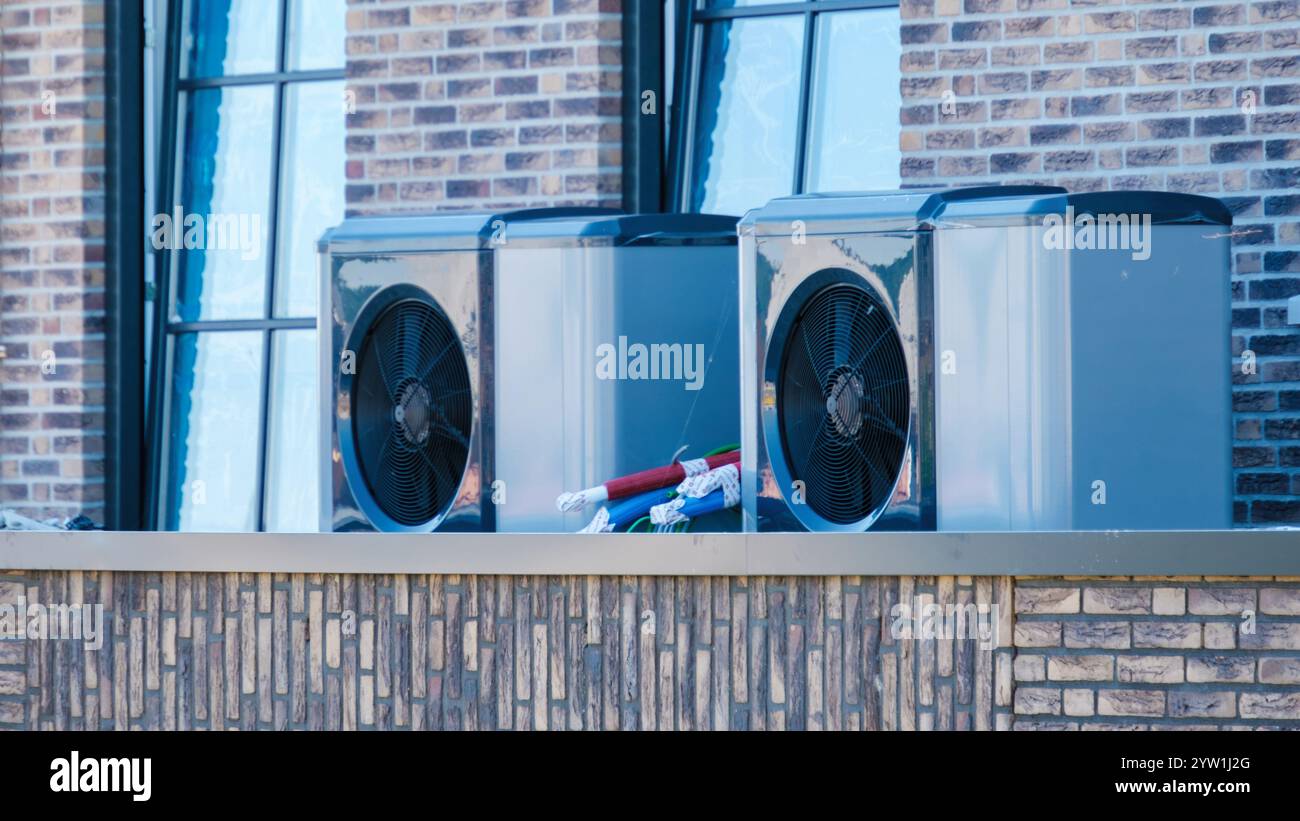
690;16;805;215
805;8;902;193
287;0;347;70
274;80;347;317
184;0;281;78
165;331;264;531
264;330;319;532
172;85;275;322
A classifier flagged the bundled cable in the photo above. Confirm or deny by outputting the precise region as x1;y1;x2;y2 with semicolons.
557;448;740;513
579;487;674;533
649;463;741;527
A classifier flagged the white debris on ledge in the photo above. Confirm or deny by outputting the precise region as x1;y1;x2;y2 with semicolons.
1;510;61;531
0;509;101;531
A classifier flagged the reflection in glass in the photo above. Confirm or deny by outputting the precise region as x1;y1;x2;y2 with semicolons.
805;8;902;192
184;0;280;78
287;0;347;70
166;332;264;531
174;85;275;322
264;330;319;532
275;81;346;317
690;16;804;215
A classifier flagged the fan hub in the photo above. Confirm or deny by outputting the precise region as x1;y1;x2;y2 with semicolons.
394;381;433;446
826;368;865;439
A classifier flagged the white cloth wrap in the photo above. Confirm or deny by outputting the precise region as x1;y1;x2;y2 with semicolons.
649;497;688;527
676;463;740;507
578;507;615;534
678;458;710;478
650;464;742;526
557;486;608;513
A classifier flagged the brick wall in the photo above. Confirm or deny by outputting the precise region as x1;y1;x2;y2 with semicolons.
0;572;1013;730
9;569;1300;731
343;0;624;216
1014;577;1300;728
0;0;107;522
897;0;1300;525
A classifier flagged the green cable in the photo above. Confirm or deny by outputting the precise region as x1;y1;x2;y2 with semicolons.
702;443;740;457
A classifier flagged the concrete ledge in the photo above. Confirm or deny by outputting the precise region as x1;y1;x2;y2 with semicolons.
2;529;1299;576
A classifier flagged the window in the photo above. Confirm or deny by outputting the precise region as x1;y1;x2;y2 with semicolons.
151;0;347;531
673;0;901;216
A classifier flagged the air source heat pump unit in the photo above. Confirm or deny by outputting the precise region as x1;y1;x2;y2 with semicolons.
320;210;739;533
740;186;1232;533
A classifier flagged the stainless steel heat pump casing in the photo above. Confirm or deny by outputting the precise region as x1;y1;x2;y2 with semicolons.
741;186;1233;532
320;210;740;533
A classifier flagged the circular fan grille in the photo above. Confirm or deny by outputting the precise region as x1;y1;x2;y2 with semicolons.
352;298;472;527
777;282;909;526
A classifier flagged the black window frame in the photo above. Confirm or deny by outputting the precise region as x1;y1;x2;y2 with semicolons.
667;0;901;214
623;0;666;213
107;0;147;530
146;0;346;531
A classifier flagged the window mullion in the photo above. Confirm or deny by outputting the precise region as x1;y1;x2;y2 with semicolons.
255;0;294;532
792;9;816;195
147;3;189;529
677;17;703;212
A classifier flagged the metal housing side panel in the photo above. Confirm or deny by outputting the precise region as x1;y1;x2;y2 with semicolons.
935;221;1231;531
934;225;1072;530
493;246;616;532
1067;224;1232;529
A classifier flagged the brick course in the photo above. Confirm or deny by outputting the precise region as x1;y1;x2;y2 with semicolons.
0;0;107;521
899;0;1300;523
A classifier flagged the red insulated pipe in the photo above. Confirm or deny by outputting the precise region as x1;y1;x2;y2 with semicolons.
604;449;740;501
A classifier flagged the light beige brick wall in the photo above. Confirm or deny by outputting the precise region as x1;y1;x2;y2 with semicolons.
1014;577;1300;728
0;0;107;521
343;0;624;215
